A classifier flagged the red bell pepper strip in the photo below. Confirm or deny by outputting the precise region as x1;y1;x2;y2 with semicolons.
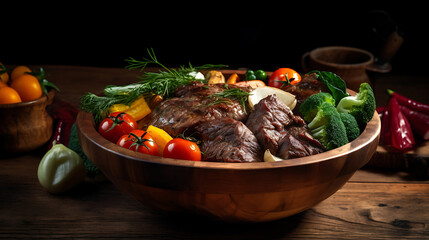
387;89;429;115
384;97;415;152
399;105;429;140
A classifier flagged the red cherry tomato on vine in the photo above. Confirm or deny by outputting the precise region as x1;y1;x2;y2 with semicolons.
163;138;201;161
268;68;301;89
98;112;138;143
117;130;159;156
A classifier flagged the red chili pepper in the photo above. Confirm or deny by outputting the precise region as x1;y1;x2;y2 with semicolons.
388;89;429;115
380;105;392;147
381;97;415;152
48;99;79;149
399;105;429;140
376;106;385;119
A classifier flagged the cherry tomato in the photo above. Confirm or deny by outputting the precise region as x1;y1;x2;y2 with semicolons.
0;63;9;84
163;138;201;161
11;65;32;81
10;74;43;102
117;130;159;156
0;86;22;104
98;112;138;143
268;68;301;89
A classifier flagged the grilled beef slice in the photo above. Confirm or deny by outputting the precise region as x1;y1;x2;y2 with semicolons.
246;94;324;159
285;73;328;114
146;82;251;136
196;117;262;163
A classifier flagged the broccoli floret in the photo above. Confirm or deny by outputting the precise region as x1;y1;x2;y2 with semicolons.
336;83;376;129
299;92;335;123
307;102;349;150
339;112;360;142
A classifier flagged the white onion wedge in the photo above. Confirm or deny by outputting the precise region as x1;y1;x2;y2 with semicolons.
263;149;284;162
248;86;297;111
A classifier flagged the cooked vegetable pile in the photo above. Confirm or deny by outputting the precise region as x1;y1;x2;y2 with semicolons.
80;49;377;163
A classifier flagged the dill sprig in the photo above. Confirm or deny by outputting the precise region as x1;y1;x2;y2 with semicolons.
80;48;228;123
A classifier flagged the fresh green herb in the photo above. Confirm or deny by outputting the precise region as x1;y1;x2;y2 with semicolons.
206;88;251;111
80;48;227;123
308;70;349;104
126;49;227;97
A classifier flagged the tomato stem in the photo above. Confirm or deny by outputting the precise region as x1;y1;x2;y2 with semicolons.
127;131;157;152
105;112;126;132
27;67;60;98
275;73;295;88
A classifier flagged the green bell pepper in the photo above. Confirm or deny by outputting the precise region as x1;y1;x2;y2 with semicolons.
38;142;86;194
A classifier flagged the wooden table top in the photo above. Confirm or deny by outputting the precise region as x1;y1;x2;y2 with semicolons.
1;65;429;239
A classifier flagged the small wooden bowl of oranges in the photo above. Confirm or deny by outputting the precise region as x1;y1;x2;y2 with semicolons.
0;64;58;154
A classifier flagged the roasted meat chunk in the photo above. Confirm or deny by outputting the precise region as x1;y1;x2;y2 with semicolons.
246;94;324;159
196;117;263;163
285;73;328;114
277;126;325;159
146;82;251;136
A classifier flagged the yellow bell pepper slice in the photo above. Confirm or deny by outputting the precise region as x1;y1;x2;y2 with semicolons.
147;125;173;156
109;95;151;121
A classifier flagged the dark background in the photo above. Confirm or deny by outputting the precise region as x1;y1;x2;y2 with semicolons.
2;4;426;75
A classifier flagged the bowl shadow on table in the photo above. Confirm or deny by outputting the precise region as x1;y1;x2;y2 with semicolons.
142;205;306;238
60;180;307;238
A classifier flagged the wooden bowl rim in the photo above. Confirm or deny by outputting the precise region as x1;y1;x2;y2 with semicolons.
0;90;55;109
77;89;381;171
310;46;374;67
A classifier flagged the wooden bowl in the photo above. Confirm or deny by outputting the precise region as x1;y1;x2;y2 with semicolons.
0;90;55;154
76;87;381;222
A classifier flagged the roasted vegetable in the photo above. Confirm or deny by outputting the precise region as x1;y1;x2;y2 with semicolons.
205;70;225;84
38;141;86;194
336;83;376;129
147;125;173;156
226;73;239;84
109;95;151;121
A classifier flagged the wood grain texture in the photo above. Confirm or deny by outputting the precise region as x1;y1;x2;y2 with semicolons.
0;90;55;154
1;154;428;239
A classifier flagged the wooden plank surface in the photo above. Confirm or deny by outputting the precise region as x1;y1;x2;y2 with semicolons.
1;65;429;239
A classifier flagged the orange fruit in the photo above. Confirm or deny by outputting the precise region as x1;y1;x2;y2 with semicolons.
11;65;32;81
0;86;22;104
0;63;9;84
10;74;43;102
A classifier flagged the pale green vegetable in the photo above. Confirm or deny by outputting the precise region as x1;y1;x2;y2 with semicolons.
38;142;86;194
